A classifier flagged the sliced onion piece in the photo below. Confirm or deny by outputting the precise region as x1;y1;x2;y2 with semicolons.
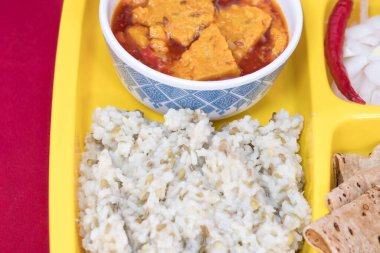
351;72;366;91
359;35;380;47
344;39;372;57
364;60;380;84
360;0;369;23
366;16;380;30
344;55;369;78
368;45;380;62
373;29;380;37
346;23;373;40
359;78;377;102
343;46;356;58
370;89;380;105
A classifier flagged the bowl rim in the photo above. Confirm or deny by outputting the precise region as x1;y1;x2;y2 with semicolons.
99;0;303;91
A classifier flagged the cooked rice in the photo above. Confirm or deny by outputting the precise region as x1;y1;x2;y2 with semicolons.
78;107;311;253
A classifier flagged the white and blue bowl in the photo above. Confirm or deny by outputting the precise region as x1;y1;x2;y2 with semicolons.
99;0;303;120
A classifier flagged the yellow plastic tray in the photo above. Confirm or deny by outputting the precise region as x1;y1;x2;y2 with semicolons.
49;0;380;252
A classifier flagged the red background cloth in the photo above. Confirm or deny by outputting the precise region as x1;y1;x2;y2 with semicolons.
0;0;63;252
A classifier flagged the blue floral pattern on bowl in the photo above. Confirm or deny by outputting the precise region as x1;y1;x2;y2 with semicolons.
110;50;283;119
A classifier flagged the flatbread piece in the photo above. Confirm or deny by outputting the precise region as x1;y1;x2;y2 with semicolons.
304;186;380;253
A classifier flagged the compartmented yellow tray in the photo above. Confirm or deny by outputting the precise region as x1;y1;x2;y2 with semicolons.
49;0;380;252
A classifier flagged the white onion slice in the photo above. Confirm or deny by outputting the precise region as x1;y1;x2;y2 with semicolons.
346;24;373;40
344;55;369;78
343;46;356;58
370;89;380;105
359;79;377;102
364;60;380;84
366;16;380;30
333;12;380;105
373;28;380;36
344;39;372;57
360;0;369;23
351;72;366;91
359;35;380;46
369;45;380;61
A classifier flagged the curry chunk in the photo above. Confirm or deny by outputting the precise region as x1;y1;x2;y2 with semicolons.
171;25;240;81
150;39;169;55
132;0;215;46
149;25;167;41
270;20;288;57
126;26;149;47
216;5;272;62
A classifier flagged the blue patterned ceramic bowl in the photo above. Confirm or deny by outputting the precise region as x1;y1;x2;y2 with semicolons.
99;0;303;120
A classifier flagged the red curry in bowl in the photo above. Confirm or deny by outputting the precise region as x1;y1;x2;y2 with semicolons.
111;0;288;81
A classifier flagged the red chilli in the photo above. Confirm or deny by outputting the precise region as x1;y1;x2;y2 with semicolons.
325;0;366;104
